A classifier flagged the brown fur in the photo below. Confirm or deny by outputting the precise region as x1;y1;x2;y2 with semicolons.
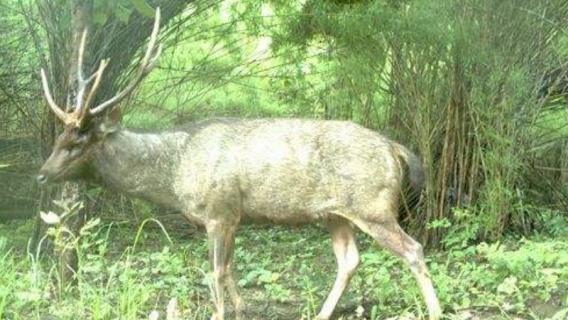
38;117;441;320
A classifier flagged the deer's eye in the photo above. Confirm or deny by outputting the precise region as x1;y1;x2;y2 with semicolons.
65;143;82;156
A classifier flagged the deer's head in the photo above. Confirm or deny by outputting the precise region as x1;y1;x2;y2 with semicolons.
37;9;162;184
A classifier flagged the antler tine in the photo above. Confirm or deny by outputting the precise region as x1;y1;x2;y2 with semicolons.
146;43;163;71
90;7;161;116
140;8;160;72
77;29;87;81
40;68;70;123
75;30;88;114
83;58;109;115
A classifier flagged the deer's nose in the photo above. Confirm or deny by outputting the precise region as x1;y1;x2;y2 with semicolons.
36;174;48;184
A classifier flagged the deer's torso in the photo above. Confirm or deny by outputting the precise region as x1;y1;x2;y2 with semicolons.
93;118;403;226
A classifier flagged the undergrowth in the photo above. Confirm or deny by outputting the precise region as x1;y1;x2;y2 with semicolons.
0;208;566;320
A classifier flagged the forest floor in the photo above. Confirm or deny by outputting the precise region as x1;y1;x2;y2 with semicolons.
0;214;567;320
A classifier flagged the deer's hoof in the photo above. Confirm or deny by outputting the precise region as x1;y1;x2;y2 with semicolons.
234;301;245;314
429;309;443;320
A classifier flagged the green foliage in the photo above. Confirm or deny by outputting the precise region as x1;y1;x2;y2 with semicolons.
3;0;568;317
5;0;565;242
478;240;568;302
129;0;155;17
1;0;566;241
2;217;568;319
93;0;155;25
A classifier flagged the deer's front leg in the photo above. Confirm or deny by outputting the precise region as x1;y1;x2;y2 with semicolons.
206;221;237;320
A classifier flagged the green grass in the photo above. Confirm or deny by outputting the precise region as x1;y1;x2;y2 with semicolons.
0;215;567;320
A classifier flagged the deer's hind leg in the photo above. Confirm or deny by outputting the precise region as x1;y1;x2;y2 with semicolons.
223;231;244;319
206;221;242;320
316;216;360;320
354;218;442;320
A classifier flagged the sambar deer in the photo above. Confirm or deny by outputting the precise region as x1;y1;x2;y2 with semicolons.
37;8;442;320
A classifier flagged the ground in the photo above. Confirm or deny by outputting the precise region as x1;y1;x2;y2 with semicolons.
0;213;566;320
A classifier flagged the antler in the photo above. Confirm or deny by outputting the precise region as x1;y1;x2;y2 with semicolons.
40;8;161;127
90;8;162;116
40;68;69;123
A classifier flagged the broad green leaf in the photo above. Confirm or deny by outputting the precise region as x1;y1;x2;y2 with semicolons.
129;0;155;18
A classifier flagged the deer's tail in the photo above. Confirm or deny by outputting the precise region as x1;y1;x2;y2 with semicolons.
393;143;425;207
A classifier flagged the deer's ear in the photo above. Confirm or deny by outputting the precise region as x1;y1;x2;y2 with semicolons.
107;106;122;124
98;121;120;136
97;106;121;137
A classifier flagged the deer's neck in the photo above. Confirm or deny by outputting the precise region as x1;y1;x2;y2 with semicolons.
92;128;189;211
